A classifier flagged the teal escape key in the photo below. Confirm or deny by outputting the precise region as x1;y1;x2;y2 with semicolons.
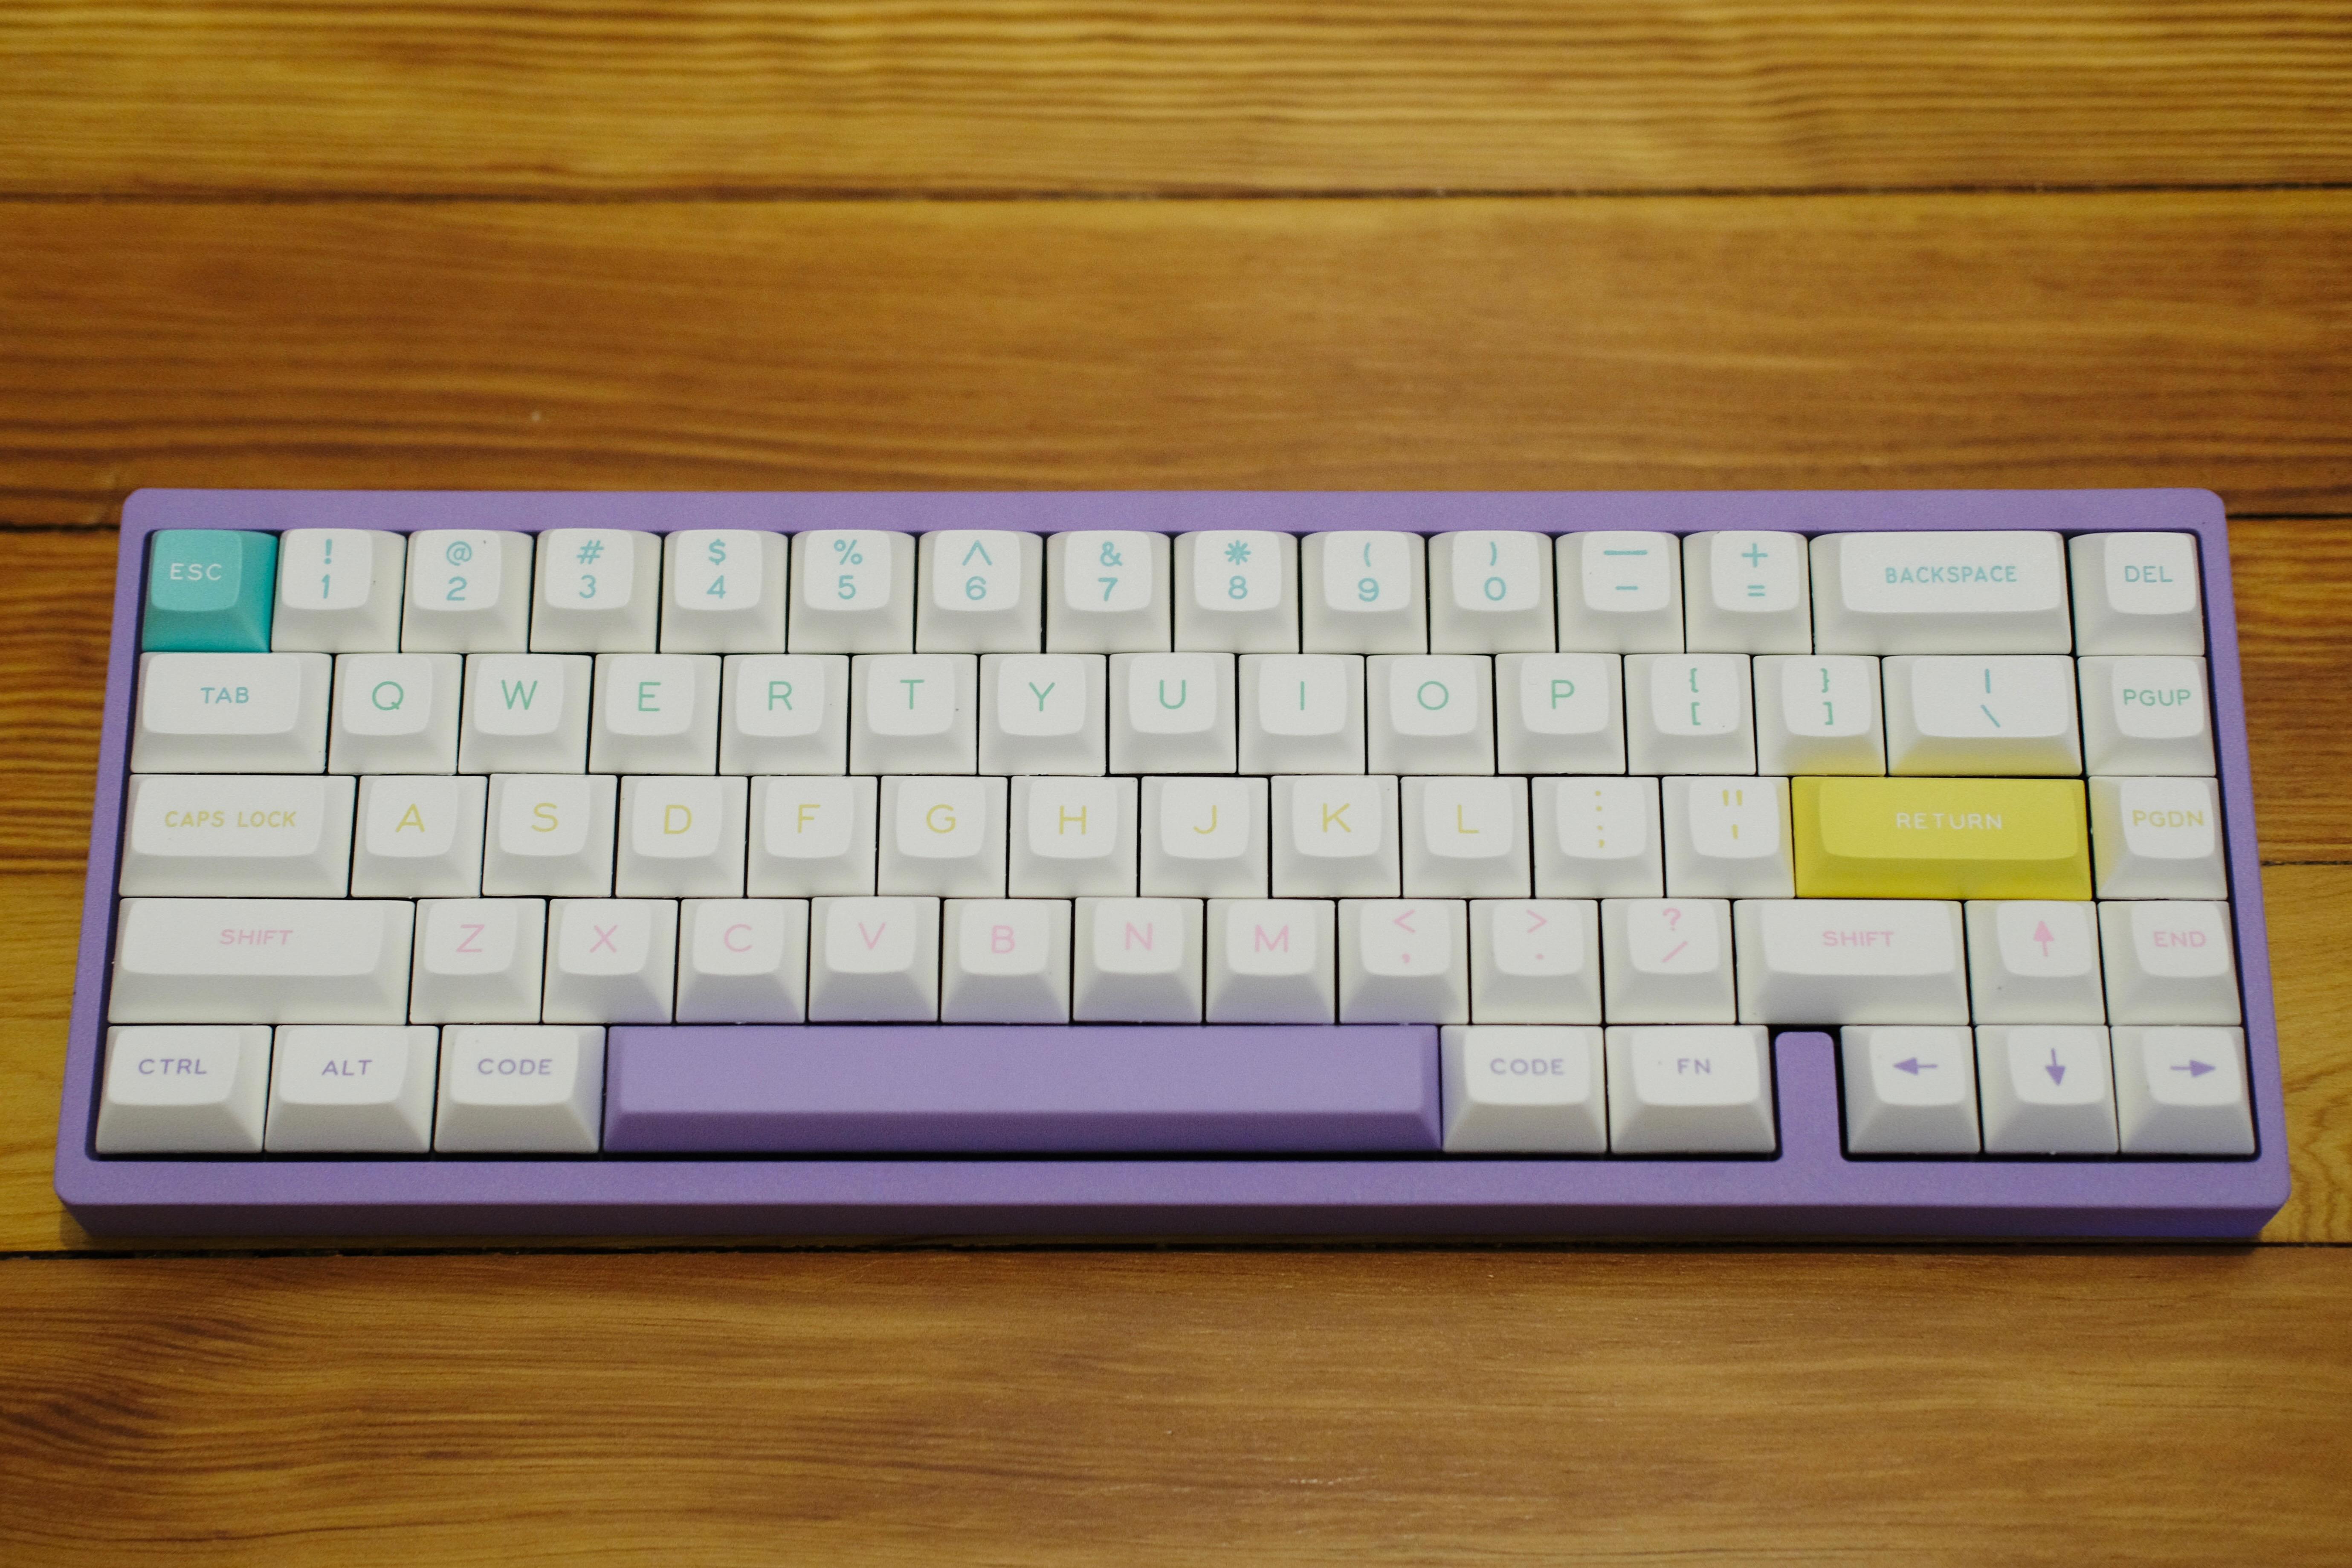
142;530;278;651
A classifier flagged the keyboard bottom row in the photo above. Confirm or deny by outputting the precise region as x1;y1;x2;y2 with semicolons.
95;1020;2253;1159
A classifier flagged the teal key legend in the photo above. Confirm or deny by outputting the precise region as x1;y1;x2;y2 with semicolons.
142;530;278;651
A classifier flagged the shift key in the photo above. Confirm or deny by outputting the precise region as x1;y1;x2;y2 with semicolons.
1792;777;2091;900
110;898;415;1024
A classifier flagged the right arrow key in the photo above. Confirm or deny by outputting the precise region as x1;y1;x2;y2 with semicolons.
2112;1027;2256;1156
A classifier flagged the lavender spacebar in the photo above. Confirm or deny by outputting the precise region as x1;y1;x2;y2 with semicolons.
603;1025;1441;1154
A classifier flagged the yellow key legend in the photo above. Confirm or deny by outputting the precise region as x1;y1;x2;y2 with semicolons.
1792;776;2091;900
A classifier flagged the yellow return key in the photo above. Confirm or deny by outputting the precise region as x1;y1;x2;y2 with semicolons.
1792;777;2091;899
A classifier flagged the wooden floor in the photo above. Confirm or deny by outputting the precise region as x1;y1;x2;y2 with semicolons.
5;3;2351;1559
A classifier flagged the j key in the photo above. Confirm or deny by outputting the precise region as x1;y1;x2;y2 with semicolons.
747;774;878;896
121;774;355;897
617;775;748;898
460;653;591;774
917;529;1043;652
1010;776;1137;897
1302;531;1425;653
97;1025;274;1154
110;897;415;1024
941;898;1072;1023
273;528;405;652
403;529;533;652
1139;776;1269;897
1557;532;1682;652
720;653;848;774
1338;898;1468;1024
1205;898;1337;1023
483;773;617;897
980;653;1107;775
661;529;789;653
1964;899;2107;1023
1532;776;1664;898
1731;899;1968;1025
264;1025;440;1154
408;898;548;1023
1367;655;1493;774
133;651;330;773
1440;1025;1607;1152
1976;1025;2118;1155
808;896;941;1021
1403;776;1530;898
1046;530;1171;653
2098;900;2241;1025
1495;653;1625;774
352;774;488;898
544;898;679;1023
1273;774;1400;898
852;653;978;774
675;898;810;1023
1239;654;1364;775
433;1025;605;1153
330;652;461;774
791;529;915;652
2078;657;2214;776
1468;898;1601;1024
1175;530;1298;652
1600;898;1734;1023
1428;531;1555;653
2089;776;2227;899
144;530;278;653
878;775;1008;896
591;653;721;774
1627;654;1754;775
1662;776;1793;898
1812;531;2071;654
2070;533;2204;655
1885;655;2082;776
1682;530;1811;653
2111;1026;2254;1155
1605;1025;1776;1154
533;529;660;652
1072;896;1204;1022
1111;652;1237;774
1753;655;1886;776
1839;1026;1981;1155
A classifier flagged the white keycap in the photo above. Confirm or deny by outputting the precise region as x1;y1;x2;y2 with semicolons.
352;774;487;898
1663;776;1794;898
1205;898;1337;1023
2069;532;2204;655
1046;530;1171;652
1532;776;1663;897
748;775;878;896
1683;530;1811;653
2089;776;2227;898
434;1025;605;1153
460;653;591;773
1606;1025;1776;1154
1272;774;1399;897
1600;898;1734;1022
409;898;547;1023
1011;776;1137;896
941;898;1072;1022
1839;1026;1981;1155
1557;532;1682;652
720;653;849;774
1073;897;1204;1022
676;898;809;1023
1885;656;2082;775
661;529;789;652
852;653;978;774
110;897;414;1024
1977;1025;2118;1155
1403;776;1529;897
1367;655;1494;774
1339;898;1468;1023
1964;900;2106;1023
1627;653;1755;774
403;529;532;652
1731;899;1967;1024
532;528;659;652
543;898;678;1023
1302;531;1425;653
1139;776;1268;897
2078;657;2214;776
1812;531;2071;654
1238;654;1365;774
2112;1026;2254;1155
1110;652;1237;774
879;775;1007;896
133;652;330;773
808;896;941;1021
1175;530;1298;652
121;774;355;897
791;528;915;652
330;652;460;774
264;1025;439;1154
590;652;721;774
96;1026;273;1154
1428;531;1556;653
1495;653;1624;774
618;774;748;897
273;529;405;652
981;653;1107;775
1469;898;1601;1023
1440;1025;1607;1152
918;529;1043;652
2098;900;2241;1024
1752;655;1886;776
483;773;617;897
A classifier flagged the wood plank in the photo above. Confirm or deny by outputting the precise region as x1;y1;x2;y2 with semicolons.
2234;517;2352;863
5;2;2350;196
2253;864;2352;1242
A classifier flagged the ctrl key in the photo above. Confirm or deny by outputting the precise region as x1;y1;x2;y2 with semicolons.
434;1026;605;1153
96;1026;272;1154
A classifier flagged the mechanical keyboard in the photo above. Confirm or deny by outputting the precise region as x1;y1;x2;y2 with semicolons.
55;489;2288;1238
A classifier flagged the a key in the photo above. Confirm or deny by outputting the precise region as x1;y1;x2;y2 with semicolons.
2069;532;2204;655
1839;1026;1981;1154
980;653;1107;775
483;773;617;897
110;897;414;1024
1556;532;1682;652
618;774;748;897
1964;899;2106;1023
1205;898;1336;1023
1440;1026;1607;1153
917;529;1043;652
1072;897;1204;1022
533;528;660;652
1495;653;1624;774
96;1026;273;1154
1428;531;1555;654
1812;530;2071;654
1110;652;1237;774
1791;776;2091;900
878;775;1007;896
1174;530;1298;652
1010;776;1137;897
403;529;533;652
1663;776;1794;898
1403;776;1529;898
661;529;789;652
460;653;591;774
675;898;809;1023
590;653;721;774
941;898;1072;1022
121;774;355;898
1238;654;1365;775
434;1026;605;1153
133;651;330;773
144;530;279;652
748;775;878;896
1367;655;1493;774
808;896;941;1021
1730;898;1967;1024
273;529;405;652
2111;1026;2254;1155
352;774;488;897
1272;774;1399;898
408;898;548;1023
790;528;915;652
1682;530;1811;653
1600;898;1734;1022
2098;900;2240;1024
1976;1025;2119;1155
1338;898;1468;1023
264;1025;440;1154
2088;776;2226;898
1885;655;2081;776
1302;531;1425;653
1627;653;1755;774
1139;776;1268;897
1532;776;1663;897
1045;530;1171;652
2078;657;2214;776
1753;655;1886;776
851;653;978;774
544;898;678;1023
1469;898;1601;1023
1605;1025;1776;1154
330;652;460;774
720;653;848;774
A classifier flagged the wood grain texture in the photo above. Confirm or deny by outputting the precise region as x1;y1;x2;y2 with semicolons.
5;2;2351;196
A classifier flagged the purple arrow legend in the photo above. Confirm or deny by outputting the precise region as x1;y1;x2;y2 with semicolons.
2045;1049;2068;1085
2174;1060;2217;1078
1893;1057;1939;1075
